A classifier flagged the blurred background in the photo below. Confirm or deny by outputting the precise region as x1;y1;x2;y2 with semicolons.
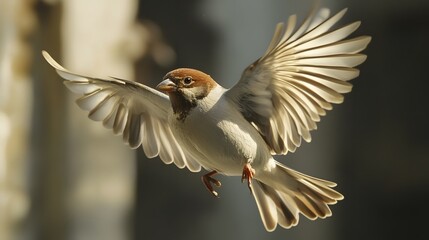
1;0;428;239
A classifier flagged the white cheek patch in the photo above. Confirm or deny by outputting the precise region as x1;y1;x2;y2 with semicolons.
181;86;206;100
180;88;197;100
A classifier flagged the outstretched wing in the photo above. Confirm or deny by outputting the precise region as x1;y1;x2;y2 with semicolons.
226;8;371;155
43;51;201;172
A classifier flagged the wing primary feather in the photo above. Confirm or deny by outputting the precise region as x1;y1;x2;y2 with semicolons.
113;103;129;135
103;101;120;129
285;6;319;44
307;8;330;30
295;36;371;58
292;21;361;53
285;8;348;51
263;23;285;57
142;117;159;158
281;86;321;122
298;66;361;81
125;113;142;149
88;93;118;121
76;89;110;111
279;15;297;43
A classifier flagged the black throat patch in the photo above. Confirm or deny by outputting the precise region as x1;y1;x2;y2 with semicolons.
169;91;198;122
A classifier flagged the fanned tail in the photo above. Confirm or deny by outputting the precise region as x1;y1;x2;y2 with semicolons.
253;161;343;231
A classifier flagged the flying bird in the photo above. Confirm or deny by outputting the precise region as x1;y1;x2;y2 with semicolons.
43;7;371;231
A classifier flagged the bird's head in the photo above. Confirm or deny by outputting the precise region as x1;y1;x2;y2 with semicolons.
157;68;217;99
157;68;218;120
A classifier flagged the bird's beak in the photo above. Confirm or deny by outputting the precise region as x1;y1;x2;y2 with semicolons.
156;79;177;93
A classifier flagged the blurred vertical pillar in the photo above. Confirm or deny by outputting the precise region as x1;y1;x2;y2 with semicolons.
30;1;66;240
60;0;145;239
0;0;34;239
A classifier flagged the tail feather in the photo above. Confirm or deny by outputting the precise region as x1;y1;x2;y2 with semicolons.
253;181;299;231
292;195;319;220
253;161;343;231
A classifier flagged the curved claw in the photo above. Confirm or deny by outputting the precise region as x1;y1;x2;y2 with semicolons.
241;163;255;193
201;171;221;197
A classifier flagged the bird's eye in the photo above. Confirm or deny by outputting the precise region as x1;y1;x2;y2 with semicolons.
183;76;193;85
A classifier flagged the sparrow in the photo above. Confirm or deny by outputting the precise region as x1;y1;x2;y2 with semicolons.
43;7;371;231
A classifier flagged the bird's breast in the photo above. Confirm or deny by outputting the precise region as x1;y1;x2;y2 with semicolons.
168;88;270;175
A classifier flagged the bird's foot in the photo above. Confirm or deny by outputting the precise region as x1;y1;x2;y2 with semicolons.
241;163;255;193
201;171;221;198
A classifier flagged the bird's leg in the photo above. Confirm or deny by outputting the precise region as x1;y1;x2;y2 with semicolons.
241;163;255;193
201;170;222;197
